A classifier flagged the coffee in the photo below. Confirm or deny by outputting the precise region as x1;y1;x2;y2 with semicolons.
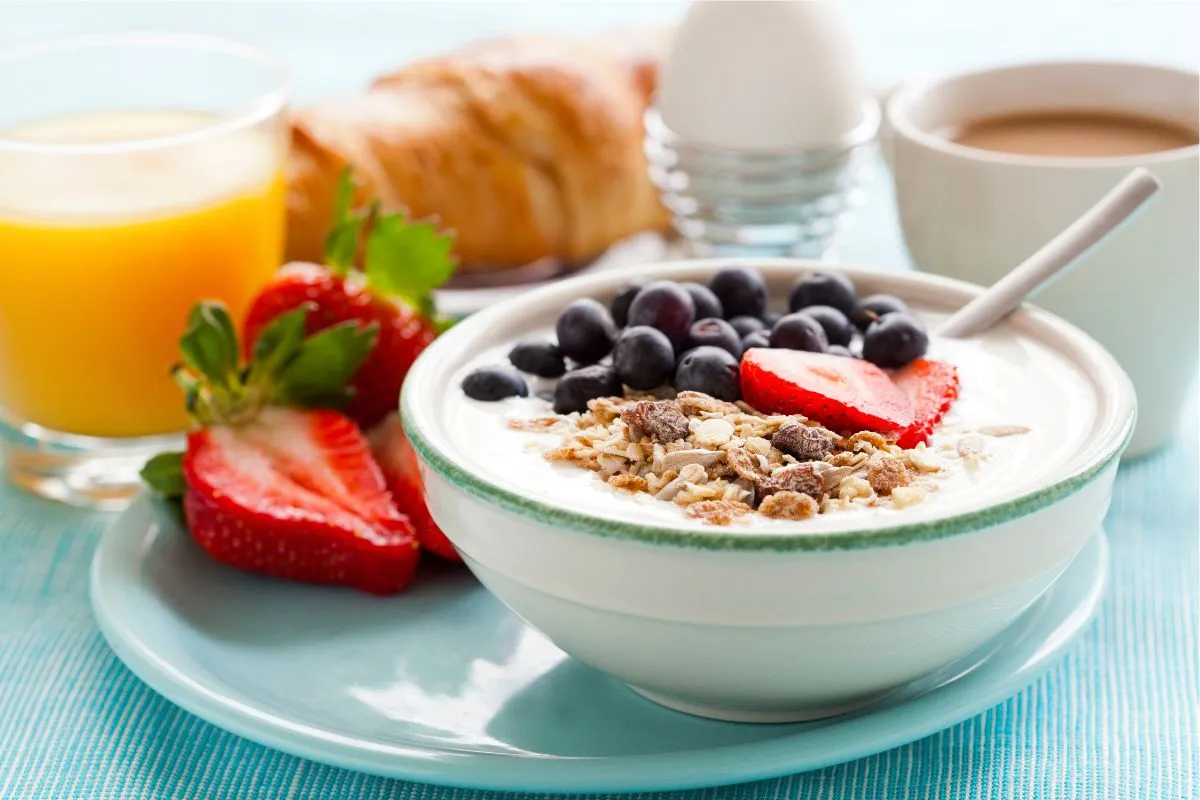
947;110;1198;157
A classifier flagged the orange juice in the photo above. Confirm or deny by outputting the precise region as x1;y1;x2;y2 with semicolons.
0;110;285;438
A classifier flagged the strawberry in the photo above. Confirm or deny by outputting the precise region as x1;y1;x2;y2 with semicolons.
892;359;961;449
141;301;420;595
369;413;460;562
741;348;914;433
243;172;455;429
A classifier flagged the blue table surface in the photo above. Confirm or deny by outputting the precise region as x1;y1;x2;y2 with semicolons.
1;3;1198;798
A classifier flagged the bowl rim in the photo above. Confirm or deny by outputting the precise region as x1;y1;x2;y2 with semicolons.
401;259;1136;553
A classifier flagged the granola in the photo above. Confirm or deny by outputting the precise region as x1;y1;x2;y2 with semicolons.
536;391;957;525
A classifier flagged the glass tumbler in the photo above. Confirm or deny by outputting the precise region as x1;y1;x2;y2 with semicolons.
0;33;289;509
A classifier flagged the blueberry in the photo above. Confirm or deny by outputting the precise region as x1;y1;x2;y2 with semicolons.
826;344;854;358
674;346;741;402
788;271;858;316
769;313;829;352
627;281;695;345
761;310;783;328
728;315;765;338
613;326;675;390
708;266;767;319
685;317;742;359
610;280;646;328
508;338;566;378
861;313;929;368
682;282;724;320
555;298;618;364
553;364;622;414
796;305;853;347
462;365;529;401
853;294;910;331
742;330;771;350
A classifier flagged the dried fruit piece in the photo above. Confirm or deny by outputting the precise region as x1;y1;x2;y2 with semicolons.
772;423;836;461
621;400;690;443
761;462;825;500
866;452;911;496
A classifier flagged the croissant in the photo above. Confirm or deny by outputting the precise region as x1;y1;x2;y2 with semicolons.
286;30;672;272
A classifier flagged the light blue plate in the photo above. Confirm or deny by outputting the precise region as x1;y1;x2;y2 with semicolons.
90;496;1108;793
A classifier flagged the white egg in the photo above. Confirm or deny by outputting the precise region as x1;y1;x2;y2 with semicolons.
657;0;869;151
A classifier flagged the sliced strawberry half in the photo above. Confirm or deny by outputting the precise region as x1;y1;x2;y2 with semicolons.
741;348;914;433
184;409;420;595
369;413;460;562
141;300;420;595
892;359;961;449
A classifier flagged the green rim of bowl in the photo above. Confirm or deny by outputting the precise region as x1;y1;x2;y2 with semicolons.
401;395;1133;553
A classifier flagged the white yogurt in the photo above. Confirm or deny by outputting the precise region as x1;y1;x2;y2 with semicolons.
442;307;1098;534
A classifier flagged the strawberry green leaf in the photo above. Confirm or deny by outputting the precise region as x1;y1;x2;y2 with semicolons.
141;451;186;500
324;170;366;273
363;213;455;319
247;304;310;390
272;321;379;408
179;302;240;393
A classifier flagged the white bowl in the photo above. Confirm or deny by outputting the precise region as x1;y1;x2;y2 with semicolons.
401;259;1134;723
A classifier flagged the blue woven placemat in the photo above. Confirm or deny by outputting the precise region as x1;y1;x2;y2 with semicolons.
0;392;1195;799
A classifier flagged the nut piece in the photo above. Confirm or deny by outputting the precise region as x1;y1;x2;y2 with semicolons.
867;452;911;496
685;499;752;526
891;485;928;508
846;430;892;453
759;491;819;520
761;463;825;500
839;476;873;503
772;423;836;461
620;400;689;443
692;418;736;448
726;448;768;483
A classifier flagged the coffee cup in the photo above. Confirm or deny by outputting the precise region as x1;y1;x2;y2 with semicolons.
883;61;1198;458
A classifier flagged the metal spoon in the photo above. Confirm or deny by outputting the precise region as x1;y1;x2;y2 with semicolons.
938;167;1161;339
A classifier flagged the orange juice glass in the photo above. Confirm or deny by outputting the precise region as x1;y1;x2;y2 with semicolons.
0;33;289;508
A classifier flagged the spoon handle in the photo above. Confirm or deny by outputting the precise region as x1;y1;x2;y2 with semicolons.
937;167;1161;339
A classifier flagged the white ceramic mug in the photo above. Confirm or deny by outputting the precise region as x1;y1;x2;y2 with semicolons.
884;61;1198;458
